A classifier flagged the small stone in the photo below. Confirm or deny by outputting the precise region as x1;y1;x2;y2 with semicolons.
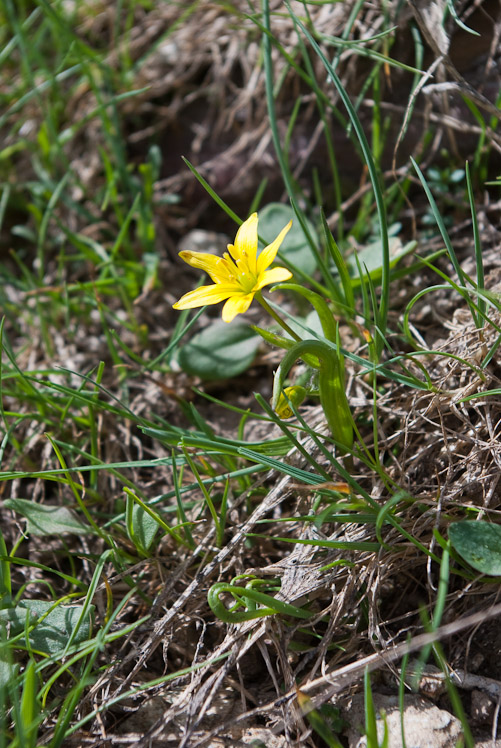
470;689;495;725
239;727;287;746
470;653;484;673
178;230;229;256
343;692;463;748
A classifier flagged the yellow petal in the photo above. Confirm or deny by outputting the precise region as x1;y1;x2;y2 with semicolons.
178;251;230;284
257;266;292;289
230;213;258;266
173;283;237;310
221;293;254;322
256;220;292;275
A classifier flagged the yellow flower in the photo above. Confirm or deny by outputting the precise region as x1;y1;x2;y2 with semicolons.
172;212;293;323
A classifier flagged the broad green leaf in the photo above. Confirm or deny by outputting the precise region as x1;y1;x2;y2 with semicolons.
258;203;318;276
131;503;158;552
4;499;92;536
449;521;501;575
0;656;16;689
177;320;261;380
0;600;94;655
346;238;417;287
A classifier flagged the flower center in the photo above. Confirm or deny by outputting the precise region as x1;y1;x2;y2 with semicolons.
237;268;258;293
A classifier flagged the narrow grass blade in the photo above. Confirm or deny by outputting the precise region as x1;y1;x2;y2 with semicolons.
286;2;390;357
465;161;485;323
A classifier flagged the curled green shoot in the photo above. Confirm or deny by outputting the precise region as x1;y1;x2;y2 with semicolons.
208;580;313;623
271;338;353;455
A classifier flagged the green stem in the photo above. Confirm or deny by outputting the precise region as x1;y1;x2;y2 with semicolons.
256;291;301;342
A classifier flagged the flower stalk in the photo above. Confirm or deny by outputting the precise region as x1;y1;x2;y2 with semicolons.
255;291;301;342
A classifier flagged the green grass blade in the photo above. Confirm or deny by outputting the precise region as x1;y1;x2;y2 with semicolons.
465;161;485;323
286;1;390;357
